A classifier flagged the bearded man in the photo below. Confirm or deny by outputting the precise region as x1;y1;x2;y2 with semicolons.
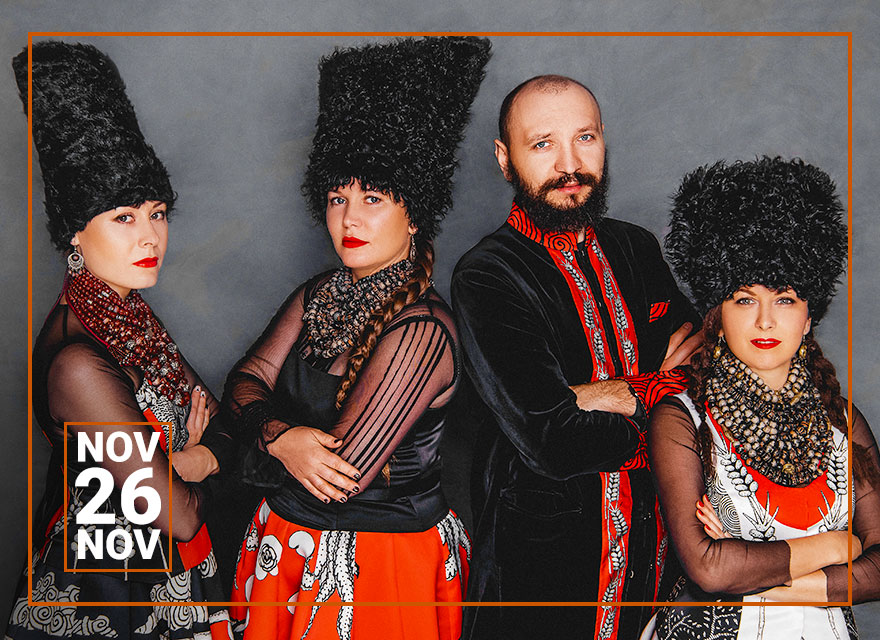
452;75;701;640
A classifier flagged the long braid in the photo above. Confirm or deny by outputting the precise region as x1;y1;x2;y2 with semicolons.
803;333;845;429
335;238;434;410
804;332;880;488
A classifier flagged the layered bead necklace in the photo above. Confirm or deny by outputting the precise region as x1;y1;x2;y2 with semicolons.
706;345;832;486
303;259;413;359
63;266;191;406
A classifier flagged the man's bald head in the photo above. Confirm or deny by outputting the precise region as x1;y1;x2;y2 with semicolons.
498;74;602;146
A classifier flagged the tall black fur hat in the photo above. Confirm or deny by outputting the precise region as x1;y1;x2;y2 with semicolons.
665;156;847;324
302;36;491;241
12;41;175;251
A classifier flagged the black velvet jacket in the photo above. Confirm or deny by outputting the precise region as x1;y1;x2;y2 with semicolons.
451;207;698;639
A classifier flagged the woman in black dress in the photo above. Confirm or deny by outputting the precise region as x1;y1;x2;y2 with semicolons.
226;37;490;640
8;41;233;639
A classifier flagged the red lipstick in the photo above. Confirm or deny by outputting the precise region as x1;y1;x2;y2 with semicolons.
342;237;368;248
133;257;158;268
751;338;780;349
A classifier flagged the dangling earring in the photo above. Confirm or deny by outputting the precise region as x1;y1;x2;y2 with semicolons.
67;246;84;274
409;234;417;262
713;335;725;360
798;339;807;360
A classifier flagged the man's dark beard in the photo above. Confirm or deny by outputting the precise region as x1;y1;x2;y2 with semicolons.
509;158;609;233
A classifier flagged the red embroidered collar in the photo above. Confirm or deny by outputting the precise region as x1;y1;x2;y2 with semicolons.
505;200;595;251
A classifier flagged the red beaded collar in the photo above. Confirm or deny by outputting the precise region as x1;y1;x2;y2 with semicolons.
63;266;191;406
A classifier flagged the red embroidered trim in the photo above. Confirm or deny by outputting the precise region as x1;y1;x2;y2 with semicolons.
649;300;670;322
506;201;584;251
507;201;660;626
547;249;612;379
507;202;638;381
625;370;689;412
583;236;640;375
594;471;633;640
706;407;837;530
618;422;648;471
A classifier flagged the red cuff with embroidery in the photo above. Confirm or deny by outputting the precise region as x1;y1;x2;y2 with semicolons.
617;370;689;471
624;369;689;412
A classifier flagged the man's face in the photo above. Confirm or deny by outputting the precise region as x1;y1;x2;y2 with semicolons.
495;83;608;232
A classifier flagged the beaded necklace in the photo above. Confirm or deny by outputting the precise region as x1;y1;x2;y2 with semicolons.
706;345;832;486
303;259;413;359
63;266;191;406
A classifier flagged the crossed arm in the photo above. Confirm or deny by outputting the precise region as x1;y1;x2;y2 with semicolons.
47;342;217;541
224;284;457;502
651;399;880;603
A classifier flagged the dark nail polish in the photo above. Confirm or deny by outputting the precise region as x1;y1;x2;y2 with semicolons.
323;498;330;504
354;473;361;481
339;496;347;503
352;486;360;493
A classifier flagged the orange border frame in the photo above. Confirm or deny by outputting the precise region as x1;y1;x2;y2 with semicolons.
25;31;854;611
59;422;174;577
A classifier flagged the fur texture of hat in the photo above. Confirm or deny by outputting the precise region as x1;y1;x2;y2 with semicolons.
665;156;847;323
13;41;175;251
302;36;491;241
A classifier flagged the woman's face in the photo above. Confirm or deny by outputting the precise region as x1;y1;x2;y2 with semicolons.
326;181;416;282
70;200;168;299
720;284;811;390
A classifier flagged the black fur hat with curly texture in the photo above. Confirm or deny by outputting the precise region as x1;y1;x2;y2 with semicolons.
13;41;175;251
666;156;847;324
302;36;491;241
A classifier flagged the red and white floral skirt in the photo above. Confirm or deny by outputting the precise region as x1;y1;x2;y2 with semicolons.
230;500;470;640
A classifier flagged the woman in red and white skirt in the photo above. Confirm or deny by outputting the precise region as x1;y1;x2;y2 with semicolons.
225;36;491;640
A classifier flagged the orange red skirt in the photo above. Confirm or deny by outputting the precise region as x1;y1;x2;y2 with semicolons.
230;500;470;640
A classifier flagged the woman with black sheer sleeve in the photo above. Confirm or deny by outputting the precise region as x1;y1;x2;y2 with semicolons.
643;157;880;639
7;42;233;639
225;37;490;640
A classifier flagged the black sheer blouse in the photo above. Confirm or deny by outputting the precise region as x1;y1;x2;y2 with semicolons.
649;397;880;603
224;273;459;532
32;299;233;555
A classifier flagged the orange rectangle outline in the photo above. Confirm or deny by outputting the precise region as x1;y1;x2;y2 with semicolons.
25;29;853;609
56;422;173;584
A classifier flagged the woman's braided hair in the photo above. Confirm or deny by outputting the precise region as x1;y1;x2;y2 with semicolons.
335;237;434;410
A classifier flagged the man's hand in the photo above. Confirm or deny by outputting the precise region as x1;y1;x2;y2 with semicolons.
570;379;638;417
661;322;702;370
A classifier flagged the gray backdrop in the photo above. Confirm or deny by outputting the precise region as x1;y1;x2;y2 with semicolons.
2;0;878;634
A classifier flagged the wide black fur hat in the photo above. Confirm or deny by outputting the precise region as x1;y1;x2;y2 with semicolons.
302;36;491;241
13;41;175;251
666;156;847;323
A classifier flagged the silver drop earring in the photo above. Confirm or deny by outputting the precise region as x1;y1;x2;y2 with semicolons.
67;246;84;273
